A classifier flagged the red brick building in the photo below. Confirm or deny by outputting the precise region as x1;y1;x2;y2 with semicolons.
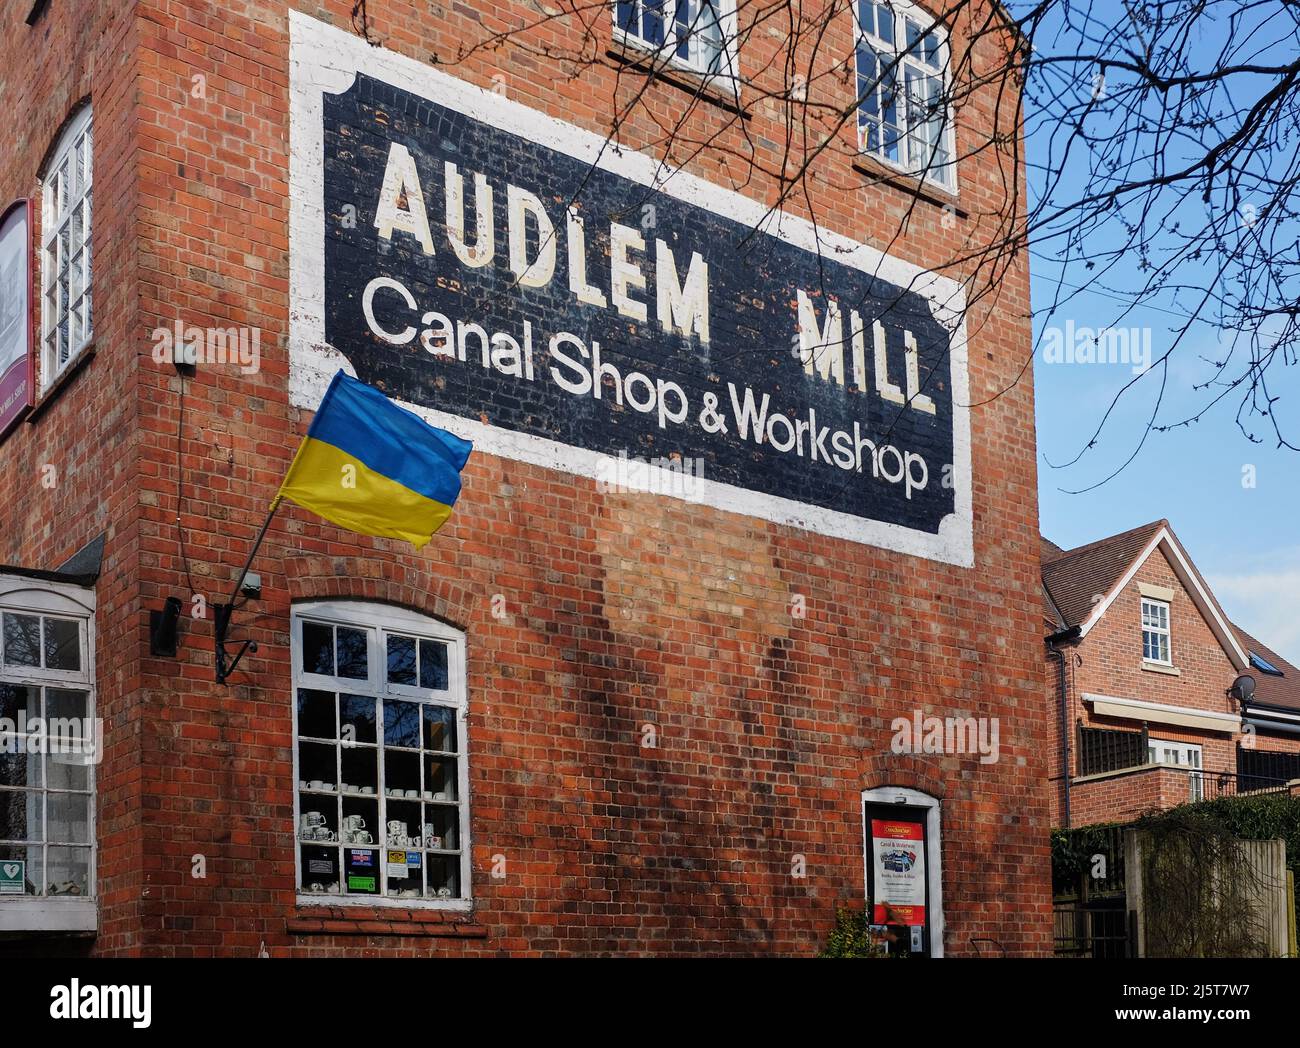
1042;521;1300;829
0;0;1050;955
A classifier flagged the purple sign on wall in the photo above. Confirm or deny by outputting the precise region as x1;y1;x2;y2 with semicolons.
0;199;33;442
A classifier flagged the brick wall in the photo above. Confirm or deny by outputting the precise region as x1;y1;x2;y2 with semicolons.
0;0;1052;956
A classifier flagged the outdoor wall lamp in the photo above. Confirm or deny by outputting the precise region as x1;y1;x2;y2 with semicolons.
149;596;183;657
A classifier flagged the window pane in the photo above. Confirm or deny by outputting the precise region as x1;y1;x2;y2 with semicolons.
642;0;666;45
343;847;379;895
301;621;334;675
0;787;41;842
386;634;417;686
384;748;420;798
0;739;40;789
336;626;368;680
339;746;377;798
419;639;449;690
616;0;637;32
0;843;39;895
423;705;457;753
339;694;377;745
0;684;39;724
905;17;922;52
422;804;459;850
875;1;893;44
46;792;91;845
384;699;422;749
45;688;87;723
301;843;340;894
2;613;41;667
297;688;336;740
297;740;338;795
425;854;461;899
425;755;458;802
45;846;90;896
45;750;89;792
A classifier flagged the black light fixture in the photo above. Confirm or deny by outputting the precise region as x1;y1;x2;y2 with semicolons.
149;596;183;657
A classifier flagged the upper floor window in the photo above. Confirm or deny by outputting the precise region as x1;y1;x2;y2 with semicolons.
0;579;96;919
1141;597;1171;664
614;0;737;80
40;105;93;389
854;0;955;191
292;602;469;909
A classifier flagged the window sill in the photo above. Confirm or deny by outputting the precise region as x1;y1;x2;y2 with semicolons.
1141;660;1180;677
288;903;486;939
26;343;96;425
606;44;750;119
0;896;97;934
851;155;964;216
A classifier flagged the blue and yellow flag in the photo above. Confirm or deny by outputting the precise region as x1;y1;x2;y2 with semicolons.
276;370;472;549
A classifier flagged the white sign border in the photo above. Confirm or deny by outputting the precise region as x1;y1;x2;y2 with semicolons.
288;11;974;567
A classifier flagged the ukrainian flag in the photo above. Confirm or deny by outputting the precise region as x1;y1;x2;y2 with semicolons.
276;370;472;549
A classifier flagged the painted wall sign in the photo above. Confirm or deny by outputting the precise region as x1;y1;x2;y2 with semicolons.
0;200;34;443
289;13;973;565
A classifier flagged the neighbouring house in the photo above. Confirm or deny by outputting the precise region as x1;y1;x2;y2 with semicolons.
1042;520;1300;829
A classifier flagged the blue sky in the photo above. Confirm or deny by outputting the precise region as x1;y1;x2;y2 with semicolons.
1021;2;1300;664
1033;270;1300;665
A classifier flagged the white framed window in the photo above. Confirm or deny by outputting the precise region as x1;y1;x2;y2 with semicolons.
854;0;956;191
1148;739;1203;801
39;105;93;389
292;602;470;909
0;577;97;930
613;0;738;82
1141;597;1171;664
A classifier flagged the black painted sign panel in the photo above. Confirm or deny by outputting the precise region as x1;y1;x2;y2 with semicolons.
290;14;972;563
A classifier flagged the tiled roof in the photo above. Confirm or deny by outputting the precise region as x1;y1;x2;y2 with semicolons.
1233;623;1300;713
1040;520;1165;630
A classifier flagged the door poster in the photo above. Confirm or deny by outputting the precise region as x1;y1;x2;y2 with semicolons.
870;818;926;926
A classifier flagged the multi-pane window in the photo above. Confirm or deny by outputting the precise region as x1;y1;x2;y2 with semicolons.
292;603;469;908
40;106;93;388
854;0;955;190
1141;598;1171;664
1148;739;1202;801
614;0;735;78
0;590;95;903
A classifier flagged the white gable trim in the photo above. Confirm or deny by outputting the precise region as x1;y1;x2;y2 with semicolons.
1077;526;1249;670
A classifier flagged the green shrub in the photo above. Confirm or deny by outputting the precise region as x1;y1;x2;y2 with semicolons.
817;908;891;958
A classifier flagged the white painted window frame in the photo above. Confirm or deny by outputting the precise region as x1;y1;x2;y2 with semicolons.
861;785;944;956
1147;738;1203;801
291;601;470;912
0;576;97;933
1141;596;1172;665
39;105;94;389
853;0;958;193
612;0;741;89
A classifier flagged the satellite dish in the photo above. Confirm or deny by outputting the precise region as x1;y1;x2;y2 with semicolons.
1229;674;1257;703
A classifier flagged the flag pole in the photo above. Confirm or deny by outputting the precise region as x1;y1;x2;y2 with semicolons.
214;494;283;684
228;494;283;607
